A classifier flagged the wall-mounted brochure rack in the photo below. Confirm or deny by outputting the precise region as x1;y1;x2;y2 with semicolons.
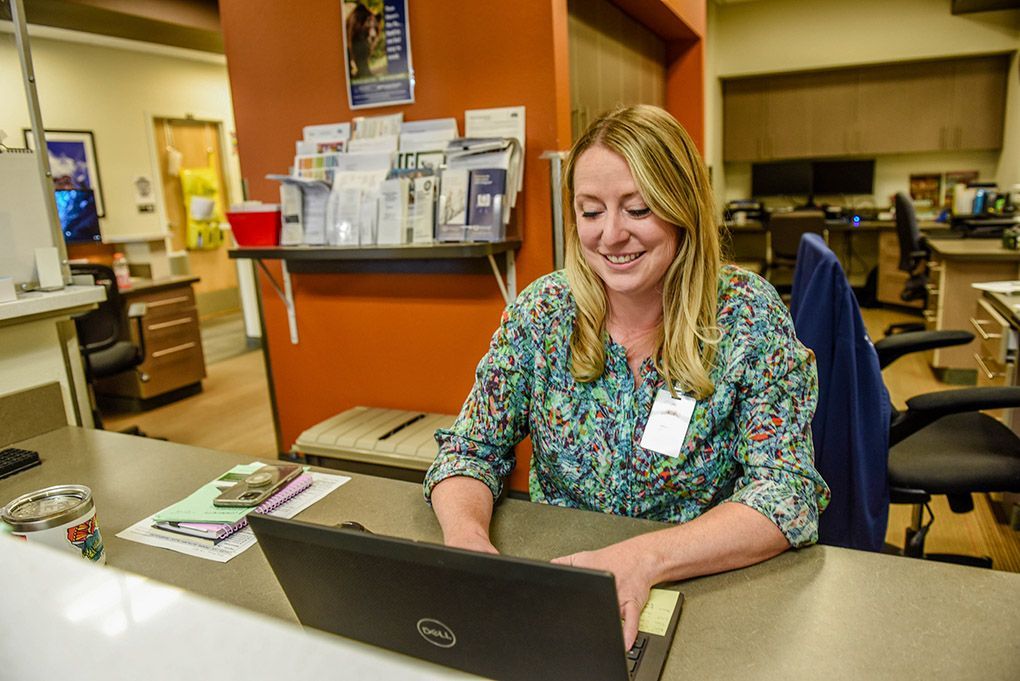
229;239;520;345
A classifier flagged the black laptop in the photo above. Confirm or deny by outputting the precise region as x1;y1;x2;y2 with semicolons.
249;514;683;681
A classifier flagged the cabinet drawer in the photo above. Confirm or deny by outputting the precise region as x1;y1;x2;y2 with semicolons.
142;309;202;352
128;287;196;320
140;341;206;398
971;298;1010;365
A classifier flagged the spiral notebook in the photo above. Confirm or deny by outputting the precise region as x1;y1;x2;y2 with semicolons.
152;473;313;544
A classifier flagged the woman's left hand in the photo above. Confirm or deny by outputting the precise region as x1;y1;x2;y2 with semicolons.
551;541;657;650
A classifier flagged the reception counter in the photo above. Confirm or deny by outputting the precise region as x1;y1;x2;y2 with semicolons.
2;427;1019;680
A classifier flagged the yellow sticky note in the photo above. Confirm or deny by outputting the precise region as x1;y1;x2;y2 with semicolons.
638;589;680;636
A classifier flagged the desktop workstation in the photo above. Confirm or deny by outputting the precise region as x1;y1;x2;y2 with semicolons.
2;421;1019;680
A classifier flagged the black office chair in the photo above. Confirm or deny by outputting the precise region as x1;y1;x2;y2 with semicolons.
765;210;826;293
885;192;929;334
791;234;1020;567
70;264;147;433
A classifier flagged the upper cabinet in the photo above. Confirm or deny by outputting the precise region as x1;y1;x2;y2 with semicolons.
722;55;1009;162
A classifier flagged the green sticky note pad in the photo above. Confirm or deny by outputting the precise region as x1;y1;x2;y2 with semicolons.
638;588;680;636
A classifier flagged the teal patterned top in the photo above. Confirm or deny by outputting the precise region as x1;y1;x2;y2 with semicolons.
423;267;830;547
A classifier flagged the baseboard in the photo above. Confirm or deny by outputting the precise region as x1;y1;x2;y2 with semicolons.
931;367;978;386
97;382;203;413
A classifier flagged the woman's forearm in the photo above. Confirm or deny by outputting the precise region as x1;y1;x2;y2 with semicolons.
430;476;499;553
636;501;790;584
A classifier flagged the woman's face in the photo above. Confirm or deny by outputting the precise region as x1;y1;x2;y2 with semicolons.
572;145;679;304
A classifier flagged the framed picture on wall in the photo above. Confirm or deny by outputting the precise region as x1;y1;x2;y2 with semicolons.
23;128;106;217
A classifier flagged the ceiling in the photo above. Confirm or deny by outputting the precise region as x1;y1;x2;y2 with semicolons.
2;0;223;53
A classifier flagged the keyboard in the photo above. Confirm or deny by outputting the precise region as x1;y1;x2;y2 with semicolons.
0;448;41;479
627;634;649;678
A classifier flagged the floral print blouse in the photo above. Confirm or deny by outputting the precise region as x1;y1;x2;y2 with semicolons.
423;266;830;547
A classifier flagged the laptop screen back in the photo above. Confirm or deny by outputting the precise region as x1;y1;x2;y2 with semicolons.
249;514;631;681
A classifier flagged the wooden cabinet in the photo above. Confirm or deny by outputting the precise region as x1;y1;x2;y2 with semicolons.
722;55;1009;162
951;57;1008;151
94;277;207;409
926;240;1020;382
722;78;768;161
856;61;946;155
971;297;1014;423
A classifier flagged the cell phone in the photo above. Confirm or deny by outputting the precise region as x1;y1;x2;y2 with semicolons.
213;464;303;507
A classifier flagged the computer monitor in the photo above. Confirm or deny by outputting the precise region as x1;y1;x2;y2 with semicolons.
812;160;875;196
54;189;102;244
751;160;813;198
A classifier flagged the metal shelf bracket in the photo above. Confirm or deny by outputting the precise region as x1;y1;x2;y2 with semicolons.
255;259;299;344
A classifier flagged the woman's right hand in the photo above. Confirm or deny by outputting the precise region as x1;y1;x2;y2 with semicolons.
443;528;500;555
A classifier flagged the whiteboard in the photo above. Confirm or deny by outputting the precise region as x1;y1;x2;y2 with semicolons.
0;151;55;287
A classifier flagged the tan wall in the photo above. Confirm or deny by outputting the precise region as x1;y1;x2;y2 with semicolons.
706;0;1020;204
0;27;243;241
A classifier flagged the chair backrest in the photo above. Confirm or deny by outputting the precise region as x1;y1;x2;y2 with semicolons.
70;263;124;353
894;192;924;273
768;210;826;261
790;233;891;552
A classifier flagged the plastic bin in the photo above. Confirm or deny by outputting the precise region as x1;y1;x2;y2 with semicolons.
227;207;281;247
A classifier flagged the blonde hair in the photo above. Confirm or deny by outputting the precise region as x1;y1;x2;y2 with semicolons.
563;104;721;399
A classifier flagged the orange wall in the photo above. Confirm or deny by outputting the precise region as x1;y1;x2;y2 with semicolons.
219;0;704;491
666;39;705;154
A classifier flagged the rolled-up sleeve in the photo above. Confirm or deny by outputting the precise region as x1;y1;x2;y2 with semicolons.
725;300;830;547
423;290;539;502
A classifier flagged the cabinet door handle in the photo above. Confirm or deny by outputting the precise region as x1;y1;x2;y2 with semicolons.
969;317;1002;341
151;341;197;359
147;317;192;331
923;310;937;324
925;284;939;295
974;353;1006;380
146;295;191;308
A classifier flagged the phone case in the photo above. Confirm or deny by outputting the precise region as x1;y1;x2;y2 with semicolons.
213;464;302;507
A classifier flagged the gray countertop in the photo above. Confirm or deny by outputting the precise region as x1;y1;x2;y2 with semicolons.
3;427;1019;680
928;238;1020;261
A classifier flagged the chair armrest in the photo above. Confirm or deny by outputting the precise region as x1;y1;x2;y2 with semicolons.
905;386;1020;414
874;330;974;369
890;386;1020;445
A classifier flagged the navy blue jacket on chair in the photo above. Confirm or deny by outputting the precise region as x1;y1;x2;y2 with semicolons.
790;233;890;551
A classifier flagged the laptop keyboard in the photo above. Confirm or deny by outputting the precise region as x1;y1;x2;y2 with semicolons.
626;634;649;678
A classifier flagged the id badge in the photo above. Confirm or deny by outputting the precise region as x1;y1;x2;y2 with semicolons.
639;389;696;458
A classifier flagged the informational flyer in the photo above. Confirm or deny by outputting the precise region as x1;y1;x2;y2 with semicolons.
342;0;415;109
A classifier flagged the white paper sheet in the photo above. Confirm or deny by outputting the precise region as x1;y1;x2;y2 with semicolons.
116;471;351;563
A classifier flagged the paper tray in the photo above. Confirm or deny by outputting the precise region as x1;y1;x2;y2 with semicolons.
293;406;456;471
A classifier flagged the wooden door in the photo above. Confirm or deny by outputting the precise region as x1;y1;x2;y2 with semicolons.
856;61;947;155
153;118;238;311
568;0;665;142
765;73;816;159
723;78;768;162
806;69;859;158
950;56;1008;151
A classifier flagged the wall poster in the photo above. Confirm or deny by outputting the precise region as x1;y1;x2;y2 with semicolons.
342;0;415;109
23;128;106;217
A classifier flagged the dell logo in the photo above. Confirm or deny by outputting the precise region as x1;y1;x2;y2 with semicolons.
416;618;457;648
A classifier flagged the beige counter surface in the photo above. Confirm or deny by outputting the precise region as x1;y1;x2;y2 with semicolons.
3;427;1019;680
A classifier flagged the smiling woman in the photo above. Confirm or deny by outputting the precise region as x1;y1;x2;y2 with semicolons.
424;105;829;651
